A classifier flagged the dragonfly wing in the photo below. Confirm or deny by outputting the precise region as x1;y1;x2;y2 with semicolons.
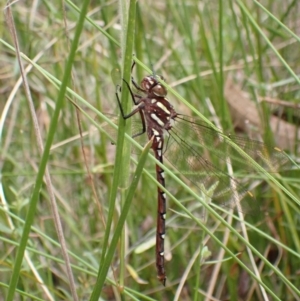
163;115;288;213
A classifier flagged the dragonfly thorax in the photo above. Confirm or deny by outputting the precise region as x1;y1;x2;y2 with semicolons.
143;96;177;138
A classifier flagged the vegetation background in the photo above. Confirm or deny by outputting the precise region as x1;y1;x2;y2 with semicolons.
1;0;300;300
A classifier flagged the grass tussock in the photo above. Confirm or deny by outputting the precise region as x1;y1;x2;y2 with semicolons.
1;0;300;300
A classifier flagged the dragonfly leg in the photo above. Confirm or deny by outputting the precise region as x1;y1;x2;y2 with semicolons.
115;84;147;138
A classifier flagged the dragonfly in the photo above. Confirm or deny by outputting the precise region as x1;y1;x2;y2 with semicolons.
113;65;288;286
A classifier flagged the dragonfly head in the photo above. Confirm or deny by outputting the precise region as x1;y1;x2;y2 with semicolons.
141;75;167;97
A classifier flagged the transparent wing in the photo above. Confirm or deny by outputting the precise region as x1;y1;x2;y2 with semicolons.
163;115;289;213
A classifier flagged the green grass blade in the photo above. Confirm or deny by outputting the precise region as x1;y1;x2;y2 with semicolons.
5;1;91;300
90;138;152;299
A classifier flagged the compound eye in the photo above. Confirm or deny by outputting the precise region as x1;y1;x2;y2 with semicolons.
152;84;167;97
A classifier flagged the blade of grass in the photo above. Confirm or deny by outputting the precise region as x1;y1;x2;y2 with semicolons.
118;0;137;290
93;0;136;295
90;138;153;299
4;1;91;300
